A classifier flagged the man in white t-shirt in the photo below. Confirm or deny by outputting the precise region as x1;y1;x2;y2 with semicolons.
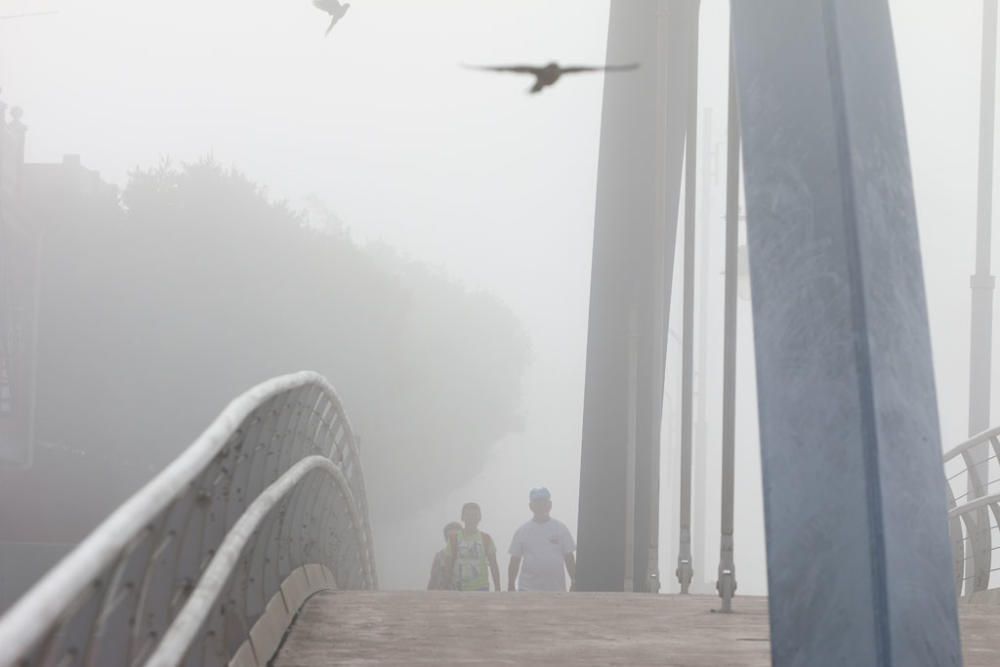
507;487;576;592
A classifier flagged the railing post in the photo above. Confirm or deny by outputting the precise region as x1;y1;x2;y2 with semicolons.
731;1;962;664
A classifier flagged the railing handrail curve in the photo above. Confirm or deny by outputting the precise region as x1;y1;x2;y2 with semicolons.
0;370;370;666
949;491;1000;520
146;455;365;666
942;424;1000;463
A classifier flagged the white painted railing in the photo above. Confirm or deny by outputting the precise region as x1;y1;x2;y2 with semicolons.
944;425;1000;601
0;371;377;667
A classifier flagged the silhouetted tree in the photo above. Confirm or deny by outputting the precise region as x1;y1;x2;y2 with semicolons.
27;158;528;532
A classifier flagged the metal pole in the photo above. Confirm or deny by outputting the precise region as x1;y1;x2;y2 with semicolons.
731;1;962;663
676;0;699;595
692;107;711;593
691;108;712;593
966;0;998;594
624;311;638;593
972;2;998;433
716;44;738;614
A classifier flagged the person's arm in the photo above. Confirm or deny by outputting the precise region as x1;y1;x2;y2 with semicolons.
508;556;521;592
428;553;441;590
444;535;457;588
564;552;577;591
561;524;577;592
489;551;501;592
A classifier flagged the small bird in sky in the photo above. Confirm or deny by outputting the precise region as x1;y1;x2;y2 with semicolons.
314;0;350;36
463;61;639;94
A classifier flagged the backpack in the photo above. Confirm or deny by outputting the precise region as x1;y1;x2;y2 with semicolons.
448;530;495;555
447;530;496;589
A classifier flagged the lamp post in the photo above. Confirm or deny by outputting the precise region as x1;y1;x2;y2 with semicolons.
966;0;998;594
971;1;997;446
661;326;681;593
691;108;712;594
676;0;700;595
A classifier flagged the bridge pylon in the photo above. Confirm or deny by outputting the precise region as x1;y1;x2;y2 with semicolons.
577;0;698;594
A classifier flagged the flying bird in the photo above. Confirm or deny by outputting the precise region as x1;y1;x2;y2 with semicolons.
463;61;639;94
314;0;350;36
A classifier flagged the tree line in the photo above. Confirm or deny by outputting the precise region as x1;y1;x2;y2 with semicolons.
26;158;528;530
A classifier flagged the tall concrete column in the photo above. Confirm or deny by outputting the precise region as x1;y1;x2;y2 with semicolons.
731;1;962;664
577;0;696;592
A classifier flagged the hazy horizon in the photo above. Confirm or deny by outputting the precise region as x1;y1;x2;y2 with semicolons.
0;0;994;596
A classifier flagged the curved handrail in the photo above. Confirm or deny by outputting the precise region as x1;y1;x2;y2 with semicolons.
943;425;1000;599
950;491;1000;519
0;371;377;667
943;424;1000;463
146;456;364;666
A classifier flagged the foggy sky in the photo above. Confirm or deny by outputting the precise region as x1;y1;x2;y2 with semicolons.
1;0;992;593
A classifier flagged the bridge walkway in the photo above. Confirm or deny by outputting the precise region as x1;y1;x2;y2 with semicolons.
273;592;1000;666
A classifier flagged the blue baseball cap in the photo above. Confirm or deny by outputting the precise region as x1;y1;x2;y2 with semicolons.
529;487;551;502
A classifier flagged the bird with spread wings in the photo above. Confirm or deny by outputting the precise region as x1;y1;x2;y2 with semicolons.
464;61;639;94
314;0;350;36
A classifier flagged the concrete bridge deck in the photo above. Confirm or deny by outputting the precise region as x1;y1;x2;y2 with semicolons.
273;592;1000;666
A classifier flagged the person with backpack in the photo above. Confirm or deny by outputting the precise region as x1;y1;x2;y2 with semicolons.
427;521;462;590
446;502;501;591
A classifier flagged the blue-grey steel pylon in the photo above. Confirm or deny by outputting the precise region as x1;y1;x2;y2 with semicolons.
731;1;962;665
715;45;739;614
577;0;697;593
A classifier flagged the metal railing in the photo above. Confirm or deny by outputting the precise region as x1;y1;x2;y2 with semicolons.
0;371;377;667
943;425;1000;601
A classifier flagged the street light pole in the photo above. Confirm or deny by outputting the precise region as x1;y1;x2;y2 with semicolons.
692;107;712;594
966;0;999;594
971;0;997;440
676;0;700;595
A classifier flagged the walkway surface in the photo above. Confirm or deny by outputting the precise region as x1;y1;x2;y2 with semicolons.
274;591;1000;666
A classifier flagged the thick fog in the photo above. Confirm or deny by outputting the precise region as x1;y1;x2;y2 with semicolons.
0;0;992;603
